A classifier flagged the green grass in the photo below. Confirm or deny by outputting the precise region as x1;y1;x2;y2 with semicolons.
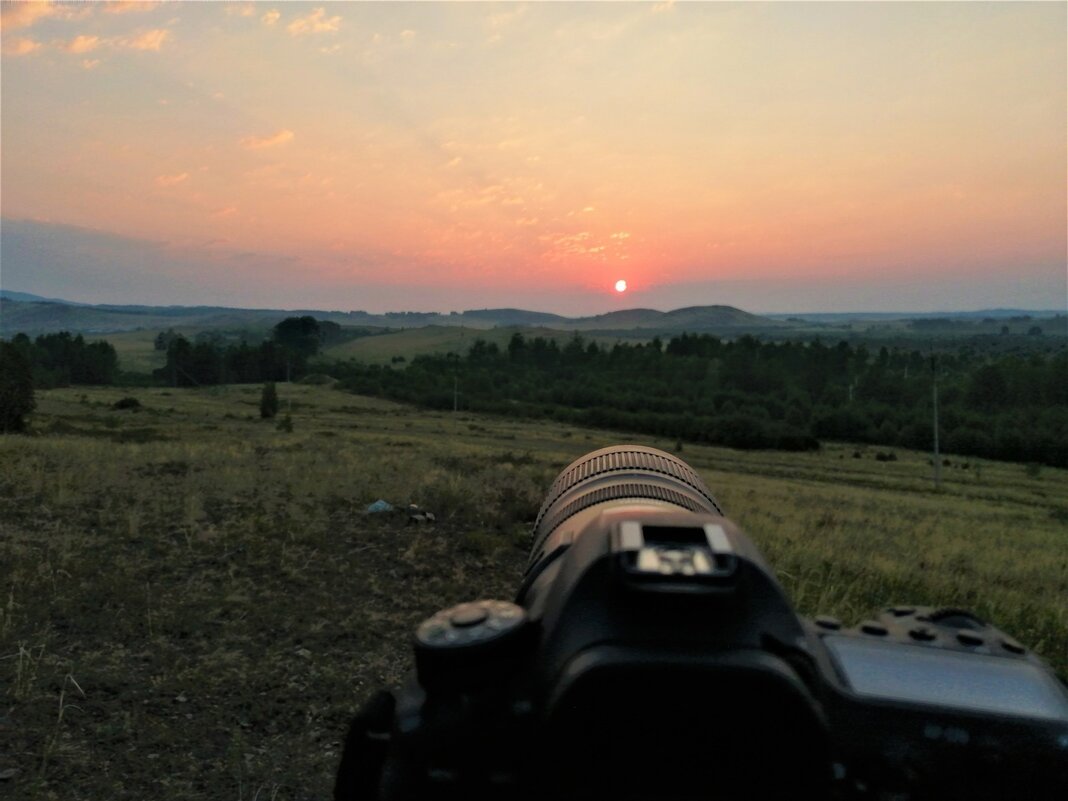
1;384;1066;799
104;330;167;374
320;325;647;365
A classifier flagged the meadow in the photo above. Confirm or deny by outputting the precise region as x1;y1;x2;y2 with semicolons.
318;325;646;365
1;384;1066;800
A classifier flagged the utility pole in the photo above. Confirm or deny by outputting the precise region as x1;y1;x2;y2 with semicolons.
931;351;941;490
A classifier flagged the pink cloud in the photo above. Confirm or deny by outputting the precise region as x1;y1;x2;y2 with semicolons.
0;1;57;30
287;8;340;36
262;10;280;27
103;1;158;14
155;172;189;187
0;1;92;30
63;34;101;54
124;28;169;51
3;37;42;56
239;129;294;150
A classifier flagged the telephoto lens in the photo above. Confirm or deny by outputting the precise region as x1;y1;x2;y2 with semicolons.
340;446;1068;800
517;446;830;801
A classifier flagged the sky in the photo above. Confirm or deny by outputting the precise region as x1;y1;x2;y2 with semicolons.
1;1;1065;315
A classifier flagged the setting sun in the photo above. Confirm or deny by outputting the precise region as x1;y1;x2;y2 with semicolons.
615;280;628;293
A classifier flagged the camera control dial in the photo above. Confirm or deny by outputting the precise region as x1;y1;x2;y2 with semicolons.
414;601;531;691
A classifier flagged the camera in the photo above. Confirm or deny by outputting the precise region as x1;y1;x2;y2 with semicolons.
336;446;1068;800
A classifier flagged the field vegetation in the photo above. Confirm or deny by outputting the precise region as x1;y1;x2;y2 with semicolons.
338;331;1068;466
318;324;645;365
1;384;1066;799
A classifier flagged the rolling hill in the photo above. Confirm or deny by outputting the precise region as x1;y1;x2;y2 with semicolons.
0;293;784;338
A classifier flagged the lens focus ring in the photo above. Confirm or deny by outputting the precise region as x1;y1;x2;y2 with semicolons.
529;446;723;566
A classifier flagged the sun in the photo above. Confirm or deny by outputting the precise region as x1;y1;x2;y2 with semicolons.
614;279;628;293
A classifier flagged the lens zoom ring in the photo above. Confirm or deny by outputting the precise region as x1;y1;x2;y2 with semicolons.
534;447;717;533
531;481;715;560
538;452;713;534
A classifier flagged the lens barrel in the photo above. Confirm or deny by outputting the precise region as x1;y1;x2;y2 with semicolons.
528;445;723;570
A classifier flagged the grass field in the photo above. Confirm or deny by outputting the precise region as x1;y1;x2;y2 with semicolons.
320;325;647;365
2;384;1066;799
105;330;167;375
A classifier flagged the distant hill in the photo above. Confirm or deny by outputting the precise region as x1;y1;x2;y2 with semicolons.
0;289;89;305
764;309;1064;323
0;294;784;337
6;291;1058;344
566;304;783;331
461;308;569;326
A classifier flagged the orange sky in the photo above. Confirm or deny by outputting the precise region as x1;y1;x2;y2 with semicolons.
2;1;1065;312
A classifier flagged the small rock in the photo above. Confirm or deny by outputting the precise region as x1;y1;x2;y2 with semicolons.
366;500;394;514
0;768;18;781
176;693;187;703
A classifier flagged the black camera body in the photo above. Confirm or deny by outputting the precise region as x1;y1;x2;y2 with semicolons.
337;447;1068;800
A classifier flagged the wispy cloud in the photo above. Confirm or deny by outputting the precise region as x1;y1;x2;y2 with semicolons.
0;1;58;30
124;28;169;51
62;35;101;54
81;58;100;70
104;1;158;14
224;4;256;18
486;5;526;44
239;129;294;150
261;10;280;27
287;8;340;36
155;172;189;187
0;0;93;30
3;37;42;56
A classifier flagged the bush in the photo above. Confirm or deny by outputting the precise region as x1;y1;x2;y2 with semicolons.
260;382;279;419
0;341;36;433
112;397;142;410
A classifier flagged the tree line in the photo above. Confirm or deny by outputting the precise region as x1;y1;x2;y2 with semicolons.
153;316;335;386
3;321;1066;467
5;332;120;387
334;332;1068;467
0;318;336;430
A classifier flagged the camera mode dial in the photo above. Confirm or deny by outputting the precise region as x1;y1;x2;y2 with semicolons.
414;600;531;692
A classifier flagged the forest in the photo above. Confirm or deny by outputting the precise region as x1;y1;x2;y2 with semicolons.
334;332;1068;467
3;321;1066;466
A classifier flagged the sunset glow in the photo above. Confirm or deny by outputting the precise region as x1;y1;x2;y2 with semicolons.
1;1;1064;313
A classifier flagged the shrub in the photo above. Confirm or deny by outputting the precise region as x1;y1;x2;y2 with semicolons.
0;341;35;433
112;397;142;410
260;382;279;419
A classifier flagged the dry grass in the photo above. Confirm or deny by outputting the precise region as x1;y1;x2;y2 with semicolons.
1;384;1066;799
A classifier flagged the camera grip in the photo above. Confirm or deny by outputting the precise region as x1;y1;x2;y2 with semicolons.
334;690;396;801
